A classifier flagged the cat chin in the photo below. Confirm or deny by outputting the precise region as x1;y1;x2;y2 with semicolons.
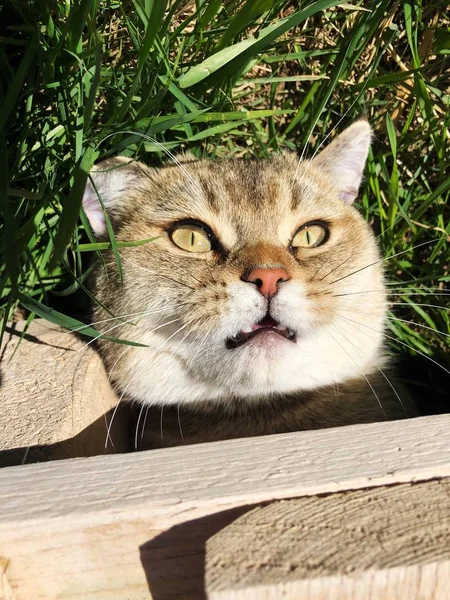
181;338;383;399
112;310;386;405
112;329;385;408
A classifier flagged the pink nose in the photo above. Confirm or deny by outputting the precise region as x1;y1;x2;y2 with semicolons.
244;267;289;298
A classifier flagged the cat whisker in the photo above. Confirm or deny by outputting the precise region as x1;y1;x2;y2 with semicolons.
316;253;354;282
389;302;449;312
327;325;387;420
332;290;450;298
307;29;398;170
337;313;450;377
333;306;389;316
107;341;140;384
45;308;171;348
158;254;206;287
183;324;216;372
374;219;404;239
170;325;197;357
140;405;150;444
106;318;181;450
104;389;127;451
385;279;450;287
160;405;164;441
145;139;202;197
104;318;194;449
73;307;171;331
307;290;333;297
104;310;196;382
97;130;202;197
375;366;408;417
120;255;196;291
296;54;383;184
79;312;180;351
136;322;201;447
189;330;214;368
385;315;450;339
103;411;117;452
332;302;449;334
135;403;146;451
309;261;328;282
388;291;450;297
333;319;408;417
327;237;443;285
177;404;184;442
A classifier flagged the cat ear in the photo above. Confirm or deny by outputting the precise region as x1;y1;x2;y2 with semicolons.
311;120;372;204
82;157;150;238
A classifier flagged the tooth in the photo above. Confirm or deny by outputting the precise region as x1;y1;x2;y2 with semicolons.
241;326;253;334
275;324;285;330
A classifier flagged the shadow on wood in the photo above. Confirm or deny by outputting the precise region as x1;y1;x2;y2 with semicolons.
205;481;450;599
0;319;130;465
139;505;257;600
0;405;130;468
1;415;450;598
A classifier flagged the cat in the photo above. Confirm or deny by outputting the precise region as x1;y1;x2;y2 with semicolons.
82;120;417;448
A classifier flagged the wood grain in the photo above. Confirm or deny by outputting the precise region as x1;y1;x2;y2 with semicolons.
0;557;17;600
0;320;127;466
206;480;450;599
0;414;450;599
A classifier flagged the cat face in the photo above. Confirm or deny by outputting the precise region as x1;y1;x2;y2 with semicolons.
84;121;387;405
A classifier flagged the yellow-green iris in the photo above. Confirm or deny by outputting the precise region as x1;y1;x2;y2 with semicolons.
171;224;211;253
292;224;327;248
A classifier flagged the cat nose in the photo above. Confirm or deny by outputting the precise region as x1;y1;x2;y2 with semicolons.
244;267;289;299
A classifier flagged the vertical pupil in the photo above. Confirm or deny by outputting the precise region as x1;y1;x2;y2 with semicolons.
190;231;195;246
306;229;310;245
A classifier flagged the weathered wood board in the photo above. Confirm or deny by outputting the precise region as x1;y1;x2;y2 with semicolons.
207;481;450;599
1;413;450;599
0;320;127;466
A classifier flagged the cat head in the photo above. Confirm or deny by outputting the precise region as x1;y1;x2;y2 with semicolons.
83;121;386;405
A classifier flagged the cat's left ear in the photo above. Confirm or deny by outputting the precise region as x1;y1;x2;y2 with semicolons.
82;157;150;238
311;120;372;204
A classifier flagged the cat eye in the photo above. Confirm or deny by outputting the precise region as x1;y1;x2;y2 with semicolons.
169;222;213;253
291;222;328;248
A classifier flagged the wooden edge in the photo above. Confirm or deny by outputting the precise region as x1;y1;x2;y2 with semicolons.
1;413;450;530
206;561;450;600
1;414;450;599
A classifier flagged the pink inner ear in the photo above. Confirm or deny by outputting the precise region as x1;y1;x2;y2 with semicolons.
82;186;107;237
341;188;358;205
312;121;372;205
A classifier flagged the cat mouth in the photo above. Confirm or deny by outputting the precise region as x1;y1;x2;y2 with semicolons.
226;316;296;349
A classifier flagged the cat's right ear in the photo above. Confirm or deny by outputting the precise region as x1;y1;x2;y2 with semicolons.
82;157;150;238
311;120;372;205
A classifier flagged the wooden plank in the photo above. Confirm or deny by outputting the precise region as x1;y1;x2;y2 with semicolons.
207;561;450;600
0;557;17;600
0;414;449;599
206;481;450;599
0;320;127;466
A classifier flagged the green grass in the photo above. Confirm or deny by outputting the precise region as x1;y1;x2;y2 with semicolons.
1;1;449;387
